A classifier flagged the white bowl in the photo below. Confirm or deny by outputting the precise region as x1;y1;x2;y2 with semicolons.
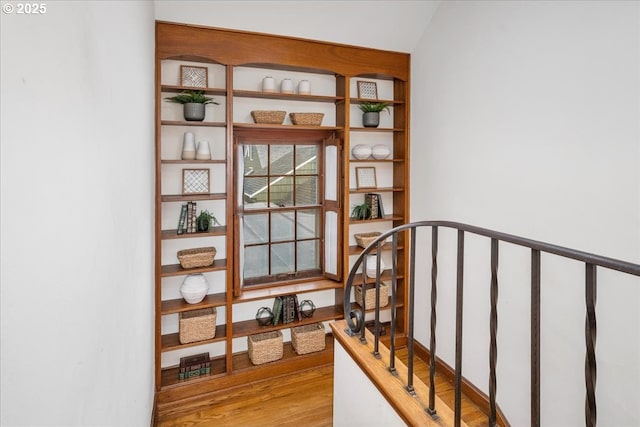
371;144;391;160
352;144;372;160
180;273;209;304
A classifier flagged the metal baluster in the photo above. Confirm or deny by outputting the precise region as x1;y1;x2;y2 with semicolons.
454;230;465;427
373;240;382;358
585;264;597;427
360;253;368;343
427;226;439;418
406;227;417;395
489;239;499;427
531;249;541;427
389;232;398;375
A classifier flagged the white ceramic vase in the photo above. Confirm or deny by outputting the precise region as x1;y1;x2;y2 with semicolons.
281;78;293;94
181;132;196;160
371;144;391;160
262;76;275;92
298;80;310;95
180;273;209;304
351;144;372;160
364;255;386;278
196;141;211;160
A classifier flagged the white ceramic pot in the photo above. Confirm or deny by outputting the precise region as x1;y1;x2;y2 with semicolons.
182;132;196;160
262;76;275;92
364;255;386;278
281;78;293;94
196;140;211;160
351;144;372;160
180;273;209;304
371;144;391;160
298;80;310;95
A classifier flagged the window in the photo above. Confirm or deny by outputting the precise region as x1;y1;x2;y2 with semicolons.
234;130;342;292
241;143;322;285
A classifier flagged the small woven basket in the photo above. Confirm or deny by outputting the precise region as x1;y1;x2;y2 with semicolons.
354;232;382;248
251;110;286;124
177;247;216;269
289;112;324;126
179;308;217;344
355;282;389;309
291;323;326;355
248;330;283;365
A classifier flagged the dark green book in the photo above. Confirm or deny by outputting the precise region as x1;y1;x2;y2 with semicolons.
177;203;188;235
272;296;283;326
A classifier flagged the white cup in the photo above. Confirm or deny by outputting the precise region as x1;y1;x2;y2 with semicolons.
196;140;211;160
182;132;196;160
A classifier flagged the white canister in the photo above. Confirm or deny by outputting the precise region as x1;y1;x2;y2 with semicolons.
281;78;294;94
180;273;209;304
182;132;196;160
298;80;311;95
364;255;386;278
262;76;276;92
196;141;211;160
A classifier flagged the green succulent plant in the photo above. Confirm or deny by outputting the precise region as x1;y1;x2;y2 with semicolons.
164;90;219;105
358;102;391;114
196;210;221;232
350;203;372;220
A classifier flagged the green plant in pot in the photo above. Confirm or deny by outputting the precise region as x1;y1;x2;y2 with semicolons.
359;101;391;128
350;203;372;220
196;210;221;232
164;90;219;122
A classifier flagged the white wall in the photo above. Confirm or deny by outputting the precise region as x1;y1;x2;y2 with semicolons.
412;1;639;426
0;1;155;425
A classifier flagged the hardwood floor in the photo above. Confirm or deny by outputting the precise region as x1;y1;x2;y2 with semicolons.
156;350;491;427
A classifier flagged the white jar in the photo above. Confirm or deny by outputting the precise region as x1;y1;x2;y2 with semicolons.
262;76;276;92
371;144;391;160
364;255;386;278
298;80;311;95
196;140;211;160
181;132;196;160
351;144;372;160
281;78;293;94
180;273;209;304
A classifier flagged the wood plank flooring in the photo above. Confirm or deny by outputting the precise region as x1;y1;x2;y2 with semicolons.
156;349;491;427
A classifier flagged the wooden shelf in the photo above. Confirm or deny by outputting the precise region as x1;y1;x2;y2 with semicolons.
351;97;404;106
232;305;343;338
161;193;226;202
349;187;404;194
161;159;226;164
161;325;227;352
349;214;404;224
233;89;343;103
160;354;227;390
233;279;343;303
161;85;227;96
231;336;334;372
352;269;404;285
161;293;227;315
161;259;227;277
349;127;404;132
349;158;404;163
161;120;226;127
233;123;343;131
161;226;227;240
348;243;404;256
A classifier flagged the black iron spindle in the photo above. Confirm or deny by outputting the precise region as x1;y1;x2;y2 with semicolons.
406;227;417;395
531;249;541;427
360;253;368;343
489;239;499;427
585;263;597;427
389;232;398;374
373;240;383;358
454;230;465;427
427;226;438;418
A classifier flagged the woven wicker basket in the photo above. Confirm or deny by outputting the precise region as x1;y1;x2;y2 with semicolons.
248;330;283;365
177;247;216;269
291;323;326;355
354;232;382;248
355;282;389;309
289;112;324;126
179;308;217;344
251;110;286;124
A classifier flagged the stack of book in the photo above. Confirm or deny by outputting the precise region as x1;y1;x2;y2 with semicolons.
271;294;302;325
364;193;385;218
178;352;211;380
177;201;198;235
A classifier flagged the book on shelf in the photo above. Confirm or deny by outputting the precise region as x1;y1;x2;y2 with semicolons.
294;294;302;321
364;193;379;219
272;296;283;326
186;201;197;233
283;295;296;324
177;203;188;235
375;193;385;218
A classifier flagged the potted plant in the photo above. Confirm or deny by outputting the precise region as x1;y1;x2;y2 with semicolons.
165;90;219;121
350;203;372;220
196;210;221;232
358;101;391;128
